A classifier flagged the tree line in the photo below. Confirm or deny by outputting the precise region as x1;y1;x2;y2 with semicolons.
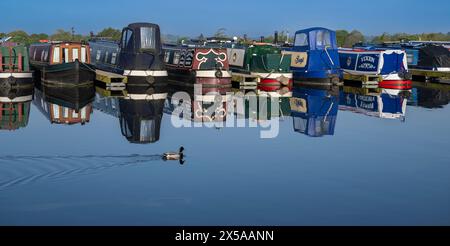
1;28;449;47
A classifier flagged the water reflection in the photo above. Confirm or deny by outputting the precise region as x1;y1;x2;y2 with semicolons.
33;84;95;125
290;85;339;137
235;86;292;121
0;86;33;131
409;82;450;109
165;83;230;123
339;86;410;121
94;85;167;144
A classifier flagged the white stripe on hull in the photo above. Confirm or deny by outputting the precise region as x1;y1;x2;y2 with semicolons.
195;70;232;78
0;72;33;79
123;70;168;77
343;70;405;81
0;95;33;102
125;93;168;101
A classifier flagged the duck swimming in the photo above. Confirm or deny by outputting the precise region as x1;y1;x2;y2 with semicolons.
163;147;185;164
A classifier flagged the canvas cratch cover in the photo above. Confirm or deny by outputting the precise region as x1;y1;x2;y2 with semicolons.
418;45;450;69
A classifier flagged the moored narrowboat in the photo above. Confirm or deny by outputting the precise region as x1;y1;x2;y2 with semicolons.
89;23;167;86
286;27;341;84
29;41;95;85
0;42;33;87
226;42;292;87
339;48;412;86
163;44;232;87
354;42;450;72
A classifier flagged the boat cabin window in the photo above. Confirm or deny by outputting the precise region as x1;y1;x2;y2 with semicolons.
81;47;86;62
164;50;171;63
294;33;308;47
121;29;134;51
53;47;60;63
140;27;155;49
73;49;79;61
111;52;117;64
96;50;101;61
173;51;180;65
316;30;331;47
63;48;69;63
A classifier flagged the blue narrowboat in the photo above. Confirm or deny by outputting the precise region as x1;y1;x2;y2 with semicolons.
354;42;450;72
286;27;341;84
290;85;339;137
338;48;411;82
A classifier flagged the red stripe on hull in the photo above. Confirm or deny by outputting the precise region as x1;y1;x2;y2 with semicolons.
260;78;293;86
379;80;412;89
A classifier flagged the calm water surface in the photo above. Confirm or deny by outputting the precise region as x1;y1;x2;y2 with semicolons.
0;81;449;225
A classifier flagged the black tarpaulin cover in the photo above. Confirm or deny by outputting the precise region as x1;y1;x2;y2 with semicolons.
418;45;450;68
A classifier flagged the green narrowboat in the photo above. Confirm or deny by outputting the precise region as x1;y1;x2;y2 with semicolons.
0;42;33;87
226;42;292;87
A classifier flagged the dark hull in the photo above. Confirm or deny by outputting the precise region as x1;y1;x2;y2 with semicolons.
32;61;95;85
167;69;231;88
127;75;168;86
294;75;341;85
0;75;33;88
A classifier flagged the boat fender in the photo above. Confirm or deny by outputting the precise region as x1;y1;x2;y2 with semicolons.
146;75;155;84
0;76;16;89
7;87;17;100
215;69;223;78
399;71;412;80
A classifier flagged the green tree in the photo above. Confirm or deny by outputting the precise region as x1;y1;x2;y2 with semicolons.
343;30;364;47
29;33;49;44
51;29;73;41
214;28;227;38
7;30;30;44
97;27;121;41
335;30;349;47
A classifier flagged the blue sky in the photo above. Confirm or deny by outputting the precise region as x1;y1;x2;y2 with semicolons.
2;0;449;37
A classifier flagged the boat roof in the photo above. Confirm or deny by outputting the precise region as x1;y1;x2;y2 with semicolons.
295;27;334;34
127;22;160;29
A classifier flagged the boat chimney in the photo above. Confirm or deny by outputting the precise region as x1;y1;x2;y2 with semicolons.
274;31;278;44
260;36;264;42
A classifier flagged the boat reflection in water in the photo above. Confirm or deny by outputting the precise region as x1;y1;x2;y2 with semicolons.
165;83;229;124
290;84;339;137
94;84;167;144
408;82;450;109
0;86;33;131
236;86;292;122
33;83;95;125
339;86;410;121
